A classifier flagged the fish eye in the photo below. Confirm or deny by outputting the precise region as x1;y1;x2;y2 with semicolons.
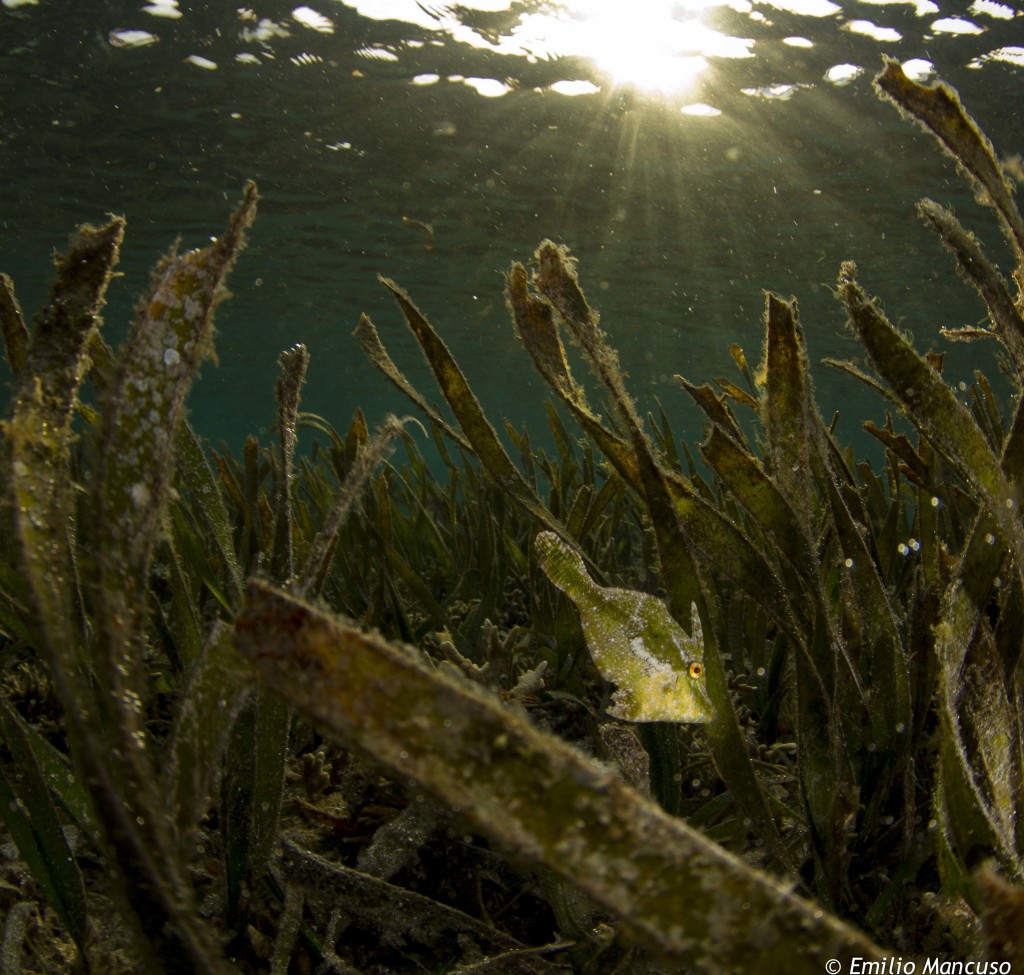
688;662;704;679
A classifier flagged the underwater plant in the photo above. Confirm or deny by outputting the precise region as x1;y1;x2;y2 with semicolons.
2;57;1024;974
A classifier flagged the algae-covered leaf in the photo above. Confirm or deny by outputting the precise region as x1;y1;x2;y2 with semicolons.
234;581;887;973
0;272;29;376
93;182;257;635
505;260;581;404
354;313;470;452
6;216;125;684
298;414;408;596
916;199;1024;374
534;531;713;723
760;293;815;523
679;378;749;445
164;624;254;855
271;344;309;581
874;58;1024;269
83;186;256;974
934;583;1023;877
838;262;1024;585
373;277;569;541
699;424;813;575
506;262;643;491
90;180;257;720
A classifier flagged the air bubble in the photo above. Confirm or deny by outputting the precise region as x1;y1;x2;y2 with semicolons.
163;347;181;367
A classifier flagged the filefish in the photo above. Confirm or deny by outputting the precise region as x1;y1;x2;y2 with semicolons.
535;531;715;724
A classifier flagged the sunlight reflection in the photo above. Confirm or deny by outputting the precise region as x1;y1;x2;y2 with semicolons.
515;0;752;96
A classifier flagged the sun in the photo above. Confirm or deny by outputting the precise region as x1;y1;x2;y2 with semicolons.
516;1;747;98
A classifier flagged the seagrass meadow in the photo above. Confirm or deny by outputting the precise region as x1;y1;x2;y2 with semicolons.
2;59;1024;975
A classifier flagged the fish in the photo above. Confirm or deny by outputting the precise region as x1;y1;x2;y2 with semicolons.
535;531;715;724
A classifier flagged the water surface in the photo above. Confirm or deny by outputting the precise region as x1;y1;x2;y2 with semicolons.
2;0;1022;456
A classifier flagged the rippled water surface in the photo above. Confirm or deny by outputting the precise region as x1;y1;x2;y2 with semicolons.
2;0;1023;454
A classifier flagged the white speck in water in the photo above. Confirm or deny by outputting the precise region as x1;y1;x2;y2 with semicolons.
164;347;181;367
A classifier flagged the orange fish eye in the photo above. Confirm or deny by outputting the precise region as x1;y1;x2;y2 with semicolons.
688;661;704;679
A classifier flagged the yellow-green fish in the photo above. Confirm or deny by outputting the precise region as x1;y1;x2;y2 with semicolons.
535;531;714;724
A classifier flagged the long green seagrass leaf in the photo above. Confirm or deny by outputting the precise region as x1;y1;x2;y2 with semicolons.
505;261;581;402
0;216;164;967
91;180;255;707
527;242;698;616
874;59;1024;270
838;262;1024;587
298;414;408;596
6;216;124;689
378;276;567;538
223;339;304;907
272;344;309;581
175;422;244;605
85;185;257;974
678;378;749;445
0;273;29;376
165;624;253;857
761;293;815;524
533;242;646;449
699;424;813;574
934;583;1023;877
505;261;643;491
19;715;93;838
916;199;1024;374
0;689;87;953
234;581;888;974
818;468;911;797
354;312;471;452
159;517;203;666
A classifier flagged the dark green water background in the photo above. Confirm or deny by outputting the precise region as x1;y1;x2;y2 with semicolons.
2;0;1023;460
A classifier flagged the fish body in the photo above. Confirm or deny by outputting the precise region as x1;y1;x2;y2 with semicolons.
535;531;714;723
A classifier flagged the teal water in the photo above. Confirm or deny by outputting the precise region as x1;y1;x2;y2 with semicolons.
2;0;1022;459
